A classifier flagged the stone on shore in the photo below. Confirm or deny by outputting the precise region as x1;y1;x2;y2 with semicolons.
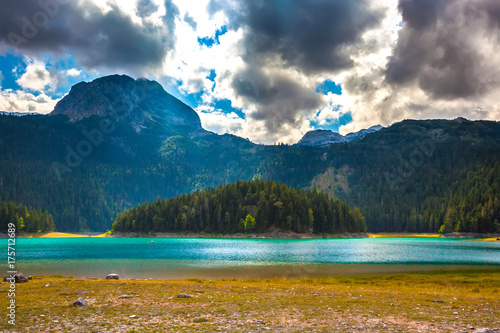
3;273;28;283
72;298;89;307
106;274;119;280
177;293;192;298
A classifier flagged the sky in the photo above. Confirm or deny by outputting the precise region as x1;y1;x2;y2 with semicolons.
0;0;499;144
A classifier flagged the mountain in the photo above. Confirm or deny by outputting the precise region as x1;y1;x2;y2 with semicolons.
296;130;348;146
0;75;499;234
51;74;202;133
296;125;383;147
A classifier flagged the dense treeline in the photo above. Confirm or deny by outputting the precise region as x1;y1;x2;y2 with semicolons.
0;200;55;232
1;114;499;233
112;179;366;234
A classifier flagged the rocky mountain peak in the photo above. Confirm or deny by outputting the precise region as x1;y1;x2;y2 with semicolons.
50;74;202;132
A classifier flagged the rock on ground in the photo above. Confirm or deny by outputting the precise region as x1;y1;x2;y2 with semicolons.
3;273;28;283
72;298;89;307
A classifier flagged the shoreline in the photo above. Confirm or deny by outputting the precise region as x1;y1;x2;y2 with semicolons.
6;231;500;241
16;263;500;280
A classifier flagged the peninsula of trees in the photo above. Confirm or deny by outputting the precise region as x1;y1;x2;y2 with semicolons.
112;179;366;234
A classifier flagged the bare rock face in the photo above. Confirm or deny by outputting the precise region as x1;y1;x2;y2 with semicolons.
50;75;202;132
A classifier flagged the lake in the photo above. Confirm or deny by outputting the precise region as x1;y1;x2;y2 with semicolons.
5;237;500;279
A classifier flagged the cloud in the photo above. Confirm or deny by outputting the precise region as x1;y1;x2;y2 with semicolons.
0;70;3;86
330;0;500;136
16;58;55;92
183;13;197;30
0;89;59;113
202;0;385;142
0;0;179;74
386;0;500;100
65;68;82;77
197;106;245;134
231;68;323;132
2;0;499;143
213;0;383;73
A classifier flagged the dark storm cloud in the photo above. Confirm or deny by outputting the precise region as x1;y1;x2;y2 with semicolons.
386;0;500;100
232;68;323;131
211;0;383;73
209;0;384;130
0;0;179;71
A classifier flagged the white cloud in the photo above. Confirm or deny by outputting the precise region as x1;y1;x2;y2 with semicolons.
16;59;57;93
197;106;245;134
0;89;59;114
65;69;82;77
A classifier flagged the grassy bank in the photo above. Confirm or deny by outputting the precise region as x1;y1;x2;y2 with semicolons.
2;271;499;332
11;232;109;238
369;233;442;238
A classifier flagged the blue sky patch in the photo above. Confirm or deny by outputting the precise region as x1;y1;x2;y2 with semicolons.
207;69;216;82
213;98;245;118
0;54;25;91
310;111;352;133
316;80;342;96
198;25;228;48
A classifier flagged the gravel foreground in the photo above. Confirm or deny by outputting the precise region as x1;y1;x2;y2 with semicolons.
1;270;499;332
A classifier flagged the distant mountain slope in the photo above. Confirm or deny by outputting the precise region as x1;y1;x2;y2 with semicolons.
0;75;499;234
296;125;383;147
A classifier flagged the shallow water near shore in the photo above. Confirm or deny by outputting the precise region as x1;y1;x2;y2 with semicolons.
6;237;500;279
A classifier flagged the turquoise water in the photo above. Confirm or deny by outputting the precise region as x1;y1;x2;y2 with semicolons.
3;237;500;278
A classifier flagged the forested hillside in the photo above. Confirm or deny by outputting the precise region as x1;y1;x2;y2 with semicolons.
304;120;500;233
0;113;499;234
112;179;366;234
0;200;55;232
